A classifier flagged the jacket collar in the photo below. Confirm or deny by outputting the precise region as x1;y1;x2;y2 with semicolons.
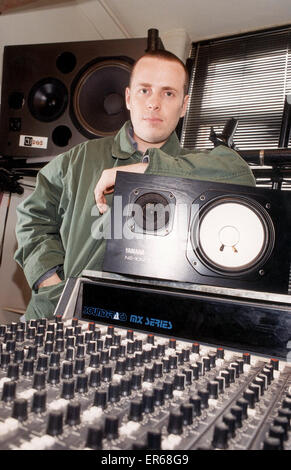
112;121;182;160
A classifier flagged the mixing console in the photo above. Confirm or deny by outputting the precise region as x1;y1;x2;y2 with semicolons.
0;316;291;450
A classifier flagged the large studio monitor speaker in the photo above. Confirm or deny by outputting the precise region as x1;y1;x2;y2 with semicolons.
103;172;291;294
0;38;147;159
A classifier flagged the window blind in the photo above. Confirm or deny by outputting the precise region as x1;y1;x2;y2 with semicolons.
181;28;291;151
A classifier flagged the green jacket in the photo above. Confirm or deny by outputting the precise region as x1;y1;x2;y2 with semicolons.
14;121;255;319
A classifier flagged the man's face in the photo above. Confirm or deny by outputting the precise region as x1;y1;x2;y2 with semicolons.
125;56;189;151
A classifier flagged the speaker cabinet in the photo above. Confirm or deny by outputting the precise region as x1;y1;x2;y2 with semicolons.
103;172;291;294
0;38;147;159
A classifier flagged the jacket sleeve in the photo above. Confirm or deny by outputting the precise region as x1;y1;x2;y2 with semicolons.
145;145;256;187
14;154;68;289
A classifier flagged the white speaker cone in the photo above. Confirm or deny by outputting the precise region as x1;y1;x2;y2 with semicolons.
198;202;267;270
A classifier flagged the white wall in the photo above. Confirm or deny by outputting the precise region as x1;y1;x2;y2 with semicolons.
0;0;132;88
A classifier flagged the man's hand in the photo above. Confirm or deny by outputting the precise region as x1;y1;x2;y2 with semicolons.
94;162;148;214
38;272;62;288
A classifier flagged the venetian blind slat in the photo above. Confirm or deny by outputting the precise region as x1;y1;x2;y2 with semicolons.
181;28;291;151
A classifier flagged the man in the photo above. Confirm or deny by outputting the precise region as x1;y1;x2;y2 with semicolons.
14;50;255;320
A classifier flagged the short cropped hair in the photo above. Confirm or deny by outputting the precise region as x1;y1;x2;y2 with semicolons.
129;50;190;96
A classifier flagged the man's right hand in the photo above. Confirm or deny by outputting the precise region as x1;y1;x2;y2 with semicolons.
38;272;62;288
94;162;148;214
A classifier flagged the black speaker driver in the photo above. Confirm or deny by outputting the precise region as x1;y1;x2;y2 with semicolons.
190;195;275;276
28;77;68;122
72;59;132;138
131;192;171;232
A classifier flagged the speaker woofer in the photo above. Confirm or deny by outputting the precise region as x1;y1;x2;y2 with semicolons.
191;196;275;275
72;59;132;138
28;78;68;122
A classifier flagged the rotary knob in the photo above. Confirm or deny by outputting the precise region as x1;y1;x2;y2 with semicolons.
189;394;201;417
104;415;119;440
109;346;118;360
61;379;75;400
13;347;24;364
49;352;60;367
33;371;46;390
65;327;74;337
65;401;81;426
7;363;19;381
115;358;126;375
167;410;183;435
85;331;93;343
243;388;256;409
74;358;85;375
76;374;88;394
207;380;219;399
230;405;243;428
44;341;54;355
65;347;75;362
223;413;236;438
127;330;134;340
15;330;24;343
89;352;100;368
76;345;85;358
143;391;155;414
263;437;282;450
198;388;209;409
37;354;49;372
89;369;101;388
242;352;251;364
108;382;121;403
66;336;75;349
174;373;185;391
22;358;34;377
45;332;54;343
180;403;193;426
34;334;44;347
12;398;28;421
131;373;142;390
129;399;143;422
101;365;112;382
163;379;174;399
31;390;47;413
147;429;161;450
143;365;155;382
86;426;103;449
268;424;285;449
120;377;132;397
216;347;224;359
27;345;38;360
154;385;164;406
48;366;60;385
147;334;155;345
47;410;63;436
273;417;289;441
212;422;229;449
94;388;107;408
236;398;248;420
62;361;73;379
190;364;199;381
192;342;200;353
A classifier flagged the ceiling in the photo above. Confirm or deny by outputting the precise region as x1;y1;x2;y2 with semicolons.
1;0;291;43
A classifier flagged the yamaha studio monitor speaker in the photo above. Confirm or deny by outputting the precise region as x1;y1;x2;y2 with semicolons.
103;172;291;294
0;38;147;159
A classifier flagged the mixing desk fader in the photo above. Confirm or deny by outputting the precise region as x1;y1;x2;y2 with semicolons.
1;316;291;451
